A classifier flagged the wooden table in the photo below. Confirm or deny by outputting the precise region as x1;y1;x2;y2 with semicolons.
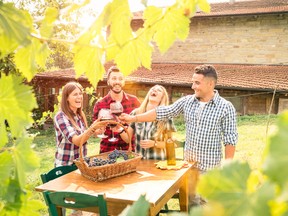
35;160;197;216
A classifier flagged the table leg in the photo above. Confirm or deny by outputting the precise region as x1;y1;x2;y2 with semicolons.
179;167;199;212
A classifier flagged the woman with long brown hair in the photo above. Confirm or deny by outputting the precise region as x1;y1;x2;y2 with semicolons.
54;82;104;167
120;85;176;160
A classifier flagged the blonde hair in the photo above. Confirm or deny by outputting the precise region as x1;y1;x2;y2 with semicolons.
135;85;169;140
60;82;88;130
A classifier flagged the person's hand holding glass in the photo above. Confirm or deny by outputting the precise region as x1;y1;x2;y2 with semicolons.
96;109;112;139
108;102;124;142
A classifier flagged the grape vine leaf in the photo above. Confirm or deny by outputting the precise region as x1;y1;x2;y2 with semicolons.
14;38;51;81
198;0;211;13
0;75;37;145
73;14;107;87
1;189;44;216
106;0;133;46
145;6;190;53
73;44;106;87
0;3;32;58
64;0;90;15
0;120;8;148
143;6;163;39
0;151;13;187
178;0;210;17
262;111;288;188
118;194;150;216
39;7;59;38
197;161;274;216
114;34;153;75
14;136;40;189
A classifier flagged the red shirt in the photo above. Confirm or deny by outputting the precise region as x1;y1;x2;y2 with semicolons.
93;91;141;153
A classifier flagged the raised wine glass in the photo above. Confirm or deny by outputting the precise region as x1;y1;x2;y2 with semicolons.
108;102;124;142
97;109;112;139
110;101;123;117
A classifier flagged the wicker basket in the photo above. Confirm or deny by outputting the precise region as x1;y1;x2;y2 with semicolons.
74;120;142;182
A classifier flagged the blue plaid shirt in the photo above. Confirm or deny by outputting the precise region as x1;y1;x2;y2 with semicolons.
156;90;238;171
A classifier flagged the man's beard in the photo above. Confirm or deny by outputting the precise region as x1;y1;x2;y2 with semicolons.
109;84;122;94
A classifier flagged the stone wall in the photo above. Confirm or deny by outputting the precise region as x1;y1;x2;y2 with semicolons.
149;13;288;65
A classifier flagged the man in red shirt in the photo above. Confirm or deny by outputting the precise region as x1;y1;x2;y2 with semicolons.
93;66;141;153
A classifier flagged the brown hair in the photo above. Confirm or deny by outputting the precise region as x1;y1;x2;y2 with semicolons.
107;66;121;80
194;64;218;83
60;82;88;130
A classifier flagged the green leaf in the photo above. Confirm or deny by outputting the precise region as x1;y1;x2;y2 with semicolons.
0;151;13;187
119;194;150;216
116;156;125;162
14;136;40;188
35;42;51;69
269;193;288;216
143;6;164;39
114;34;153;75
198;0;211;13
39;7;59;38
0;3;32;58
262;111;288;188
198;161;251;199
73;44;106;87
1;190;45;216
107;0;133;46
106;35;121;61
248;182;275;216
17;199;45;216
14;38;50;81
64;0;91;15
0;121;8;148
176;0;210;17
0;75;37;142
197;161;274;216
145;7;190;53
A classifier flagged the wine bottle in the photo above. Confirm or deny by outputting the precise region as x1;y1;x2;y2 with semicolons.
165;131;176;165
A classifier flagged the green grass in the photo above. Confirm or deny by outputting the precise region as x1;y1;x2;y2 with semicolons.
29;114;278;215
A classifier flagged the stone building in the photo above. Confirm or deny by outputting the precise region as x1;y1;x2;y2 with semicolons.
32;0;288;116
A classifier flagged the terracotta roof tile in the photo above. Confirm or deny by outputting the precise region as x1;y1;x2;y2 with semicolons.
35;63;288;92
127;64;288;91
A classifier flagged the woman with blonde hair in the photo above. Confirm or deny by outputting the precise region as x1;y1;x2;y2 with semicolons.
54;82;104;167
120;85;176;160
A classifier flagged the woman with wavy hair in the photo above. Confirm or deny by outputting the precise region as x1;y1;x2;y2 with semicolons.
120;85;176;160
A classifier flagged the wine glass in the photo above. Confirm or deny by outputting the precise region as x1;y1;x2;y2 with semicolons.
97;109;112;139
110;101;123;117
108;102;123;142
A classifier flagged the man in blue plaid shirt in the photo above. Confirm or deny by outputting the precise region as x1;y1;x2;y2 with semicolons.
120;64;238;206
120;64;238;170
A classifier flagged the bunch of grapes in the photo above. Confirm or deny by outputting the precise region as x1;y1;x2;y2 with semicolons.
88;157;116;167
84;149;131;167
108;149;129;161
84;156;90;164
